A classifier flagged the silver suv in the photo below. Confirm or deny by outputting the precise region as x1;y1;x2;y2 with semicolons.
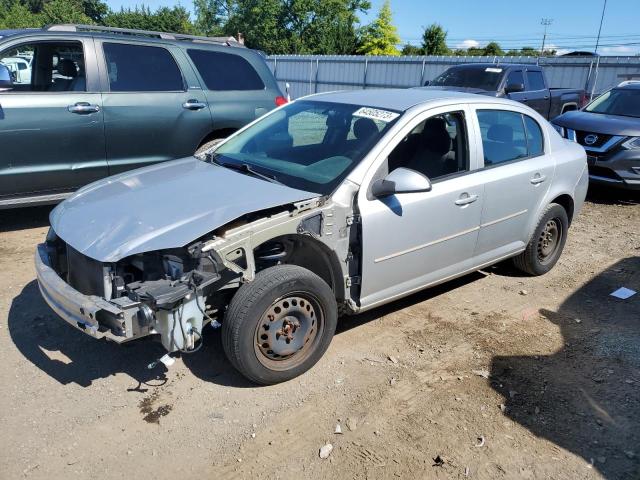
36;89;588;384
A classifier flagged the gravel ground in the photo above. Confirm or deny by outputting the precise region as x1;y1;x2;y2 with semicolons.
0;187;638;480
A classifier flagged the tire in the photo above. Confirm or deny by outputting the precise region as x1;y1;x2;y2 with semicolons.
513;203;569;276
194;138;224;159
222;265;337;385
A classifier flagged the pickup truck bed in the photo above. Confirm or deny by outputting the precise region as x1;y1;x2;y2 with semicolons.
425;63;586;120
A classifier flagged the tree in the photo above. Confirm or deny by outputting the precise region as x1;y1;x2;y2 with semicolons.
0;0;41;28
103;5;194;34
222;0;370;55
357;0;400;56
81;0;108;23
422;23;449;56
483;41;504;56
40;0;92;25
193;0;233;36
401;44;423;56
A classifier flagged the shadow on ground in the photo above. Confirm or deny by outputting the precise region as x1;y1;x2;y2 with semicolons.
490;257;640;479
8;281;169;391
586;185;640;206
0;205;53;233
9;268;485;390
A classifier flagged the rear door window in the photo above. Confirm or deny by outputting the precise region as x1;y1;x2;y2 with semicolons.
526;70;546;91
477;110;528;166
103;43;184;92
187;49;265;91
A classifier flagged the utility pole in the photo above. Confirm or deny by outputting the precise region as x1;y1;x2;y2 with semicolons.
540;18;553;56
594;0;607;53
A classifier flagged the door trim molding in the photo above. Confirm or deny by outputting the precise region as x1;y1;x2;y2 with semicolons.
374;226;480;263
480;209;528;228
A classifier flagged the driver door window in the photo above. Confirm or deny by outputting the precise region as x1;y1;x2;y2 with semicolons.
387;111;469;182
0;41;85;92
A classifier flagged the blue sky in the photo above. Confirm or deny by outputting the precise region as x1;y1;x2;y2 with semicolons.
107;0;640;55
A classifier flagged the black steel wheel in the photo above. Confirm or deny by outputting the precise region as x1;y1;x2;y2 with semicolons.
222;265;337;385
513;203;569;276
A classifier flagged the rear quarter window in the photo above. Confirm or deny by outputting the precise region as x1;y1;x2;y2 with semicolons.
523;115;544;156
188;49;265;91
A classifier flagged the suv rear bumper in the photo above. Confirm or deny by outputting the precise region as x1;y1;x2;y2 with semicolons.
35;243;135;342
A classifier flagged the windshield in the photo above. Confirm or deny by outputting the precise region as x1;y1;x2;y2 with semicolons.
430;66;503;91
585;88;640;118
213;100;401;194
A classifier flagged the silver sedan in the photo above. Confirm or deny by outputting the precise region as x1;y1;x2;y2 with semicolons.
36;89;588;384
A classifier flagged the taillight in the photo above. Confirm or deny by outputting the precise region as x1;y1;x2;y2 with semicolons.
275;95;288;106
579;92;589;108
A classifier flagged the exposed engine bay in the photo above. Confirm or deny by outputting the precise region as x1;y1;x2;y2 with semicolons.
41;186;359;354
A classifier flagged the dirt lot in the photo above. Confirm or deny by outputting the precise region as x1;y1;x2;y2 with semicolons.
0;188;638;480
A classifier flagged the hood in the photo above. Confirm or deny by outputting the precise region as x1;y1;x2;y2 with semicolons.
50;157;317;262
553;110;640;136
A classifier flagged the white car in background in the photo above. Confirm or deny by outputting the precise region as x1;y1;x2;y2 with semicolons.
0;56;31;83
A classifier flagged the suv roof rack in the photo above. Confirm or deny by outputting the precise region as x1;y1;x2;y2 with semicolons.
44;24;245;47
618;80;640;88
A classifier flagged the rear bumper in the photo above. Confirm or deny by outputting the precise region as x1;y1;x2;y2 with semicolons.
35;243;135;342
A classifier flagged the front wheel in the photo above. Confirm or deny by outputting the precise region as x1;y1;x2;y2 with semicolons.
513;203;569;276
222;265;337;385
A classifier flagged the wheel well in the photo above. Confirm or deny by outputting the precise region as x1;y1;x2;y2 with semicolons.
198;128;237;149
552;194;574;225
253;235;345;301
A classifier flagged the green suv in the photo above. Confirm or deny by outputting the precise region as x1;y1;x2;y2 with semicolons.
0;24;286;208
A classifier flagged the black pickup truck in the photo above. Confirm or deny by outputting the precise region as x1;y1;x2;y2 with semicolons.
425;63;587;120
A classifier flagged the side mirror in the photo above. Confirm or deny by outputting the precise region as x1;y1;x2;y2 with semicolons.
371;167;432;198
0;63;14;90
505;82;525;94
423;80;430;86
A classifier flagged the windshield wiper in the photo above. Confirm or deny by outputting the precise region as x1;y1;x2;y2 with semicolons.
208;154;282;185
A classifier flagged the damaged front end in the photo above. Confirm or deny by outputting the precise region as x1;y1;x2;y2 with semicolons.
37;229;239;352
36;186;359;354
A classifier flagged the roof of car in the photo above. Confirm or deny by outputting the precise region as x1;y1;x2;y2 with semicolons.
444;63;534;69
0;29;38;38
303;88;512;112
617;81;640;90
0;26;247;51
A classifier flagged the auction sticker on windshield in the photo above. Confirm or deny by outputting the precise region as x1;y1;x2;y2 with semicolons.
485;67;503;73
353;107;400;123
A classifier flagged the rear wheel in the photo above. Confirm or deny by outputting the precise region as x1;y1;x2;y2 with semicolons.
222;265;337;385
513;203;569;276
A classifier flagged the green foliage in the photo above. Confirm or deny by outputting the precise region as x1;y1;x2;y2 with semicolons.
401;43;423;56
357;0;400;56
193;0;232;36
40;0;92;25
0;0;42;28
422;23;448;56
217;0;369;55
482;41;503;56
81;0;107;23
103;6;194;34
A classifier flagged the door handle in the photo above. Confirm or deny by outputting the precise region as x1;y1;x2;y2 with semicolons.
67;102;100;114
530;174;547;185
455;193;479;206
182;99;207;110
